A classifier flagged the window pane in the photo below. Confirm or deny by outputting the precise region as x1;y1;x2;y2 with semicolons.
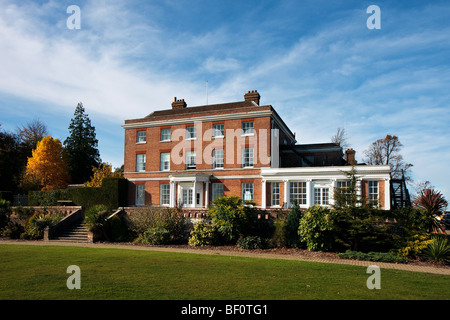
186;126;196;139
136;131;146;143
136;154;146;172
136;184;145;206
160;153;170;171
272;182;280;206
290;181;306;205
212;183;224;201
186;151;196;169
161;128;171;141
242;121;254;135
212;149;224;169
242;148;254;167
242;183;253;201
368;181;379;202
160;184;170;205
213;124;224;137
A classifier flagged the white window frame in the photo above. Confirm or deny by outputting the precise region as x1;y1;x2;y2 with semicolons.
271;182;280;206
368;181;379;203
160;152;170;171
290;181;307;205
242;121;254;135
160;128;171;142
186;150;196;169
212;124;224;138
241;183;254;202
212;183;224;202
136;184;145;206
136;154;146;172
212;149;224;169
136;130;146;143
241;147;254;168
186;126;196;140
160;184;170;206
314;187;330;206
183;189;194;206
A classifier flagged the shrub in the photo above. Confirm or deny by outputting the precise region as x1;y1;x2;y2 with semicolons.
138;226;170;245
237;236;267;250
128;206;188;244
209;196;254;244
338;250;408;263
2;221;24;239
285;203;302;247
188;222;220;247
84;204;110;240
21;211;63;240
422;235;450;264
395;233;433;258
0;199;11;230
269;217;287;248
298;205;335;251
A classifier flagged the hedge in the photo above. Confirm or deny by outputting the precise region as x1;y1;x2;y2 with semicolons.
28;178;128;210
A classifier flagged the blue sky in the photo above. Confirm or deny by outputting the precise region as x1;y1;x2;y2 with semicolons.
1;0;449;200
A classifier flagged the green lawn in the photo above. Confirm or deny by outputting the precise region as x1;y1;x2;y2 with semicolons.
0;244;448;300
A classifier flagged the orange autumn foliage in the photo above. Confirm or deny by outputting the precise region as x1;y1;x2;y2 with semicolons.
25;136;70;190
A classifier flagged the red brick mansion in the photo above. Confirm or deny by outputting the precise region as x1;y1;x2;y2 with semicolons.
122;90;391;211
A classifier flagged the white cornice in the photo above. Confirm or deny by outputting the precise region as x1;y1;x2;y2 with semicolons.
122;109;296;143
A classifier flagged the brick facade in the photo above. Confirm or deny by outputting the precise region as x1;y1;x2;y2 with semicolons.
123;90;391;210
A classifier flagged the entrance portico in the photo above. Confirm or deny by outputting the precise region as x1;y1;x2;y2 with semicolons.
169;174;211;208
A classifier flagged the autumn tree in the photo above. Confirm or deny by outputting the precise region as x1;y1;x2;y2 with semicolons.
84;163;124;187
25;136;70;190
331;127;349;151
64;103;101;183
363;134;412;180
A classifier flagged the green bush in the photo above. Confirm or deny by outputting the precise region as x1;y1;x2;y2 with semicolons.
394;233;433;258
0;199;11;230
188;222;220;247
237;236;267;250
422;235;450;264
128;206;188;244
2;221;24;239
269;217;287;248
209;196;254;244
338;250;408;263
21;211;63;240
285;204;302;247
138;226;170;245
298;205;335;251
84;204;110;241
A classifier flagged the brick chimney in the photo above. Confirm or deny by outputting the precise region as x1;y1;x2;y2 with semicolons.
172;97;187;109
345;148;357;165
244;90;260;105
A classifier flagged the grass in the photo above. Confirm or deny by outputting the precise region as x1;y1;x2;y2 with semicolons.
0;244;448;300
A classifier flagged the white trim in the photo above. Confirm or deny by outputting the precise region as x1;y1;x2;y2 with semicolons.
122;109;296;144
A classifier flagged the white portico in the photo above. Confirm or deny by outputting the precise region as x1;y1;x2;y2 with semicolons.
169;174;211;208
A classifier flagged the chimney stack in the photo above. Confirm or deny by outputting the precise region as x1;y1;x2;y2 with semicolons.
172;97;187;109
345;148;357;165
244;90;260;105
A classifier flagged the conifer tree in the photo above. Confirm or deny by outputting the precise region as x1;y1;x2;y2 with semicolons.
64;103;101;183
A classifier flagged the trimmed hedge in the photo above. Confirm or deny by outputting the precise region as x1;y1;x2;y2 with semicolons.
28;178;128;210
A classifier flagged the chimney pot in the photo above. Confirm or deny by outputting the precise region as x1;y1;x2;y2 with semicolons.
172;97;187;109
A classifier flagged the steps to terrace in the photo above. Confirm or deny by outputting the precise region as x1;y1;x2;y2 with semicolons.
52;222;89;243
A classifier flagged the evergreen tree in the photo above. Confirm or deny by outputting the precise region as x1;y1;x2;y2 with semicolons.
64;103;101;183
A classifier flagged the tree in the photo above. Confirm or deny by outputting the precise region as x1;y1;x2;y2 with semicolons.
363;134;412;180
0;125;24;192
331;127;349;150
64;103;101;183
84;163;124;187
17;119;48;156
24;136;70;190
412;187;448;233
